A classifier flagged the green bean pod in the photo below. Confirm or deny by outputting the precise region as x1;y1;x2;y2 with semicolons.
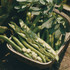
12;36;33;58
19;36;46;63
24;53;32;59
0;35;22;52
12;36;25;49
9;21;59;61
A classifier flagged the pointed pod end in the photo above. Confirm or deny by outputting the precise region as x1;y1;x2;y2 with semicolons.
55;54;59;61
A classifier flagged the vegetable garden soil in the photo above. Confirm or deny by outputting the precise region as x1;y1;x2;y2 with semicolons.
0;42;70;70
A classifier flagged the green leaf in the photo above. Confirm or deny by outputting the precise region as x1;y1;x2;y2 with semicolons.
40;0;45;5
55;28;61;39
58;4;63;12
32;11;40;15
41;17;54;29
30;7;40;11
60;23;66;34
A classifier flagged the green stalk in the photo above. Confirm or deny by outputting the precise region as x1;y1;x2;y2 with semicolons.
61;35;65;45
41;30;46;40
30;15;41;29
33;15;41;24
55;39;61;50
51;33;55;49
26;17;32;26
33;26;41;33
46;29;49;43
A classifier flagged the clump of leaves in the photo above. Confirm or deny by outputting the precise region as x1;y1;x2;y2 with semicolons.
0;0;70;50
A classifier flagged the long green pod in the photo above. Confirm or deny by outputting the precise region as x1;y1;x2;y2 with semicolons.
39;47;54;59
19;36;46;63
18;32;59;61
9;20;59;61
45;57;50;62
12;36;33;58
17;33;53;60
25;22;58;60
18;35;51;60
0;35;22;52
19;34;54;60
12;36;25;49
36;37;59;61
34;40;55;59
18;33;40;51
24;53;32;59
0;35;32;59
